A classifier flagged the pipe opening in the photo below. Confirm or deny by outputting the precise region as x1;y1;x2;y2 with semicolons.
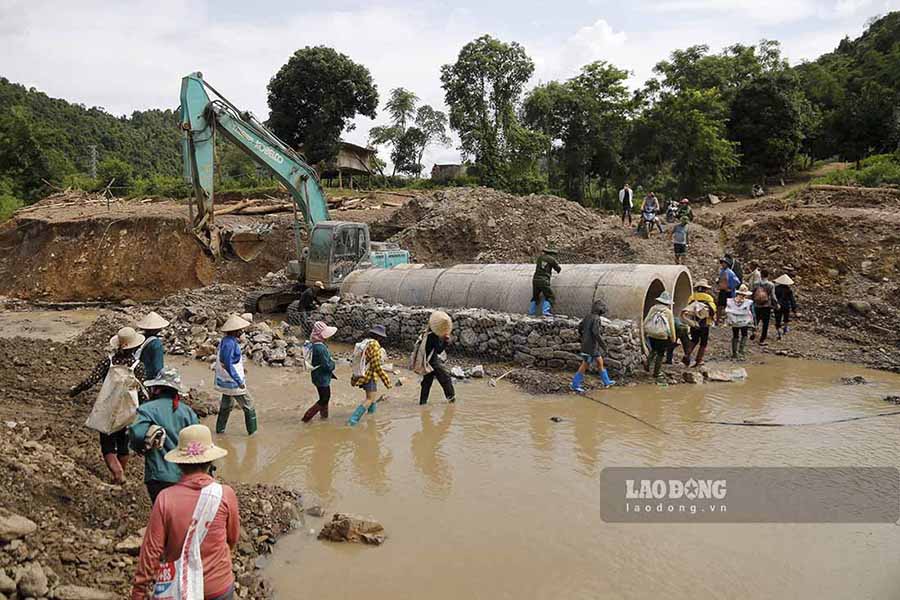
672;271;693;315
642;278;666;319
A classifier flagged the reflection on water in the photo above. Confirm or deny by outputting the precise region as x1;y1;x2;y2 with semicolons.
173;356;900;600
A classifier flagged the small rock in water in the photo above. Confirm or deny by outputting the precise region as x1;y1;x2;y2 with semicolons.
702;367;748;382
318;513;385;545
305;506;326;518
883;395;900;405
450;366;466;379
682;372;704;384
549;416;563;423
840;375;868;385
470;365;485;378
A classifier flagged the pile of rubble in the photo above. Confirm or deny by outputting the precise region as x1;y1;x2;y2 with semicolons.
310;296;643;376
0;418;301;599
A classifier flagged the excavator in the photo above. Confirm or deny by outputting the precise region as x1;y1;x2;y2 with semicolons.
179;72;409;317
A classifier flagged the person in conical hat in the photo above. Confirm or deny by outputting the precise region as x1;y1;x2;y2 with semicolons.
348;324;394;426
128;368;199;504
726;285;754;360
214;315;257;436
130;424;239;600
774;274;797;339
68;326;148;484
135;311;170;380
419;311;456;405
681;279;717;368
301;321;338;423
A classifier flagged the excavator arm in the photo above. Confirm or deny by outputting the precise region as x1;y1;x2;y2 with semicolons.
179;72;329;256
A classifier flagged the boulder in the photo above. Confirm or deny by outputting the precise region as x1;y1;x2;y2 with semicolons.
450;366;466;379
840;375;868;385
318;513;385;545
52;585;119;600
708;193;721;205
0;510;36;542
16;562;48;598
469;365;485;378
682;372;704;384
703;367;748;382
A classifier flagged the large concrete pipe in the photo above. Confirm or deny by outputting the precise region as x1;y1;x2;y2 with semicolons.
342;264;693;325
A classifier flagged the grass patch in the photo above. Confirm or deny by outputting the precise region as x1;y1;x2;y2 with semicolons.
813;154;900;188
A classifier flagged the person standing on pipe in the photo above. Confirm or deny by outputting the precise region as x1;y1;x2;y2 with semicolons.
530;247;561;317
419;311;456;405
570;300;615;393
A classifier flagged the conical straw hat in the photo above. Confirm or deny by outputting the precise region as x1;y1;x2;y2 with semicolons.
135;311;170;330
221;314;251;333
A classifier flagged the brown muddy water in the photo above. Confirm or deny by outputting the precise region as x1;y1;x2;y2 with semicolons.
169;354;900;600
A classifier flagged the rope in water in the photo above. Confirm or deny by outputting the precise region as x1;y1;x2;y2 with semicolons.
693;409;900;427
582;392;670;435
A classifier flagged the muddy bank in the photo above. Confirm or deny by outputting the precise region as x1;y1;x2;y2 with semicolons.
0;324;302;598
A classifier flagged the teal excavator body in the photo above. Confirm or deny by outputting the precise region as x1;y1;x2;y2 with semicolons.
179;72;409;315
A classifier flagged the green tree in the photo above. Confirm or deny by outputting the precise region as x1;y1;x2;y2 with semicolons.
633;89;738;196
440;35;536;187
412;105;450;178
832;80;898;167
524;62;633;203
385;88;419;130
267;46;378;164
0;106;51;201
728;72;804;180
97;157;134;194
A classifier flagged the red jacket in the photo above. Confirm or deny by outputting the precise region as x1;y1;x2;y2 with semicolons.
131;472;240;600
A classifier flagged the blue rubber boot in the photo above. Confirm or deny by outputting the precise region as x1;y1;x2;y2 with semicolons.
542;300;553;317
570;371;585;393
600;369;616;388
528;300;538;316
367;402;377;414
348;405;366;426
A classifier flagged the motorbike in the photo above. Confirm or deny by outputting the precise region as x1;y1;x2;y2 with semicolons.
638;208;659;239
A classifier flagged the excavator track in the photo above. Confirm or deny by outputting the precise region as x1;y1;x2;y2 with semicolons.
244;287;298;315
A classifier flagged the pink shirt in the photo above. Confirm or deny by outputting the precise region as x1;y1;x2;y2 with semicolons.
131;472;240;600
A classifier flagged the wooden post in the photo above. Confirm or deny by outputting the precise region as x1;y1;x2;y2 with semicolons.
338;169;343;189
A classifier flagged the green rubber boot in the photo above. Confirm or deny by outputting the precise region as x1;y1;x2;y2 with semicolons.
215;402;232;434
244;408;258;436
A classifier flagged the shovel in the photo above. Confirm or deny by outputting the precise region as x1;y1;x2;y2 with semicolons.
489;369;515;387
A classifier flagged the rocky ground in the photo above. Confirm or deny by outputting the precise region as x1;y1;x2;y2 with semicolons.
0;323;304;599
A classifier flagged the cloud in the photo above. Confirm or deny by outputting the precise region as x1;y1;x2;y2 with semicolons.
643;0;820;25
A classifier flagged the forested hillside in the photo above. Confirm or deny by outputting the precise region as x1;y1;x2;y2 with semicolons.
0;78;181;200
1;11;898;216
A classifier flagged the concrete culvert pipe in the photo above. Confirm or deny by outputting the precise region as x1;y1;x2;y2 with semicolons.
342;263;692;327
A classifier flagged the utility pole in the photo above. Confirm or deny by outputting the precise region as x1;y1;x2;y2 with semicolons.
88;145;98;179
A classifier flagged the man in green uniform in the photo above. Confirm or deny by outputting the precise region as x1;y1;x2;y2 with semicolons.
530;247;562;317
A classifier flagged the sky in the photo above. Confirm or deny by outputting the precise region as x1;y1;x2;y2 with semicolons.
1;0;897;172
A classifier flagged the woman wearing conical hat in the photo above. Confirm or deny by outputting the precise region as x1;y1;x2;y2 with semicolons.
135;311;170;380
773;274;797;340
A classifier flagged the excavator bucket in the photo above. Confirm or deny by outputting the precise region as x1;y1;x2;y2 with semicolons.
222;225;271;262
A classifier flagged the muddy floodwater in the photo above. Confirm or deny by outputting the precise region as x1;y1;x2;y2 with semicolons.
173;356;900;599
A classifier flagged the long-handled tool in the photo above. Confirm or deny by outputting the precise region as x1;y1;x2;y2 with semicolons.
582;392;669;435
489;369;515;387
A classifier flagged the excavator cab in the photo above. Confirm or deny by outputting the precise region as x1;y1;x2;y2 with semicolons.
305;222;369;289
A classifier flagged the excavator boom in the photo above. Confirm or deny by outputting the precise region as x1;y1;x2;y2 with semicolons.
179;72;328;257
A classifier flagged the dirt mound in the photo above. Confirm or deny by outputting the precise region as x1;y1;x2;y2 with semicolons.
0;329;302;598
800;185;900;208
388;187;721;272
0;192;295;302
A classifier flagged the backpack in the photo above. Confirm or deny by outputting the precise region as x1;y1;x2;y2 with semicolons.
644;310;670;340
351;339;372;379
753;285;770;306
300;341;314;371
84;357;142;434
153;482;223;599
680;301;711;329
409;331;433;376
